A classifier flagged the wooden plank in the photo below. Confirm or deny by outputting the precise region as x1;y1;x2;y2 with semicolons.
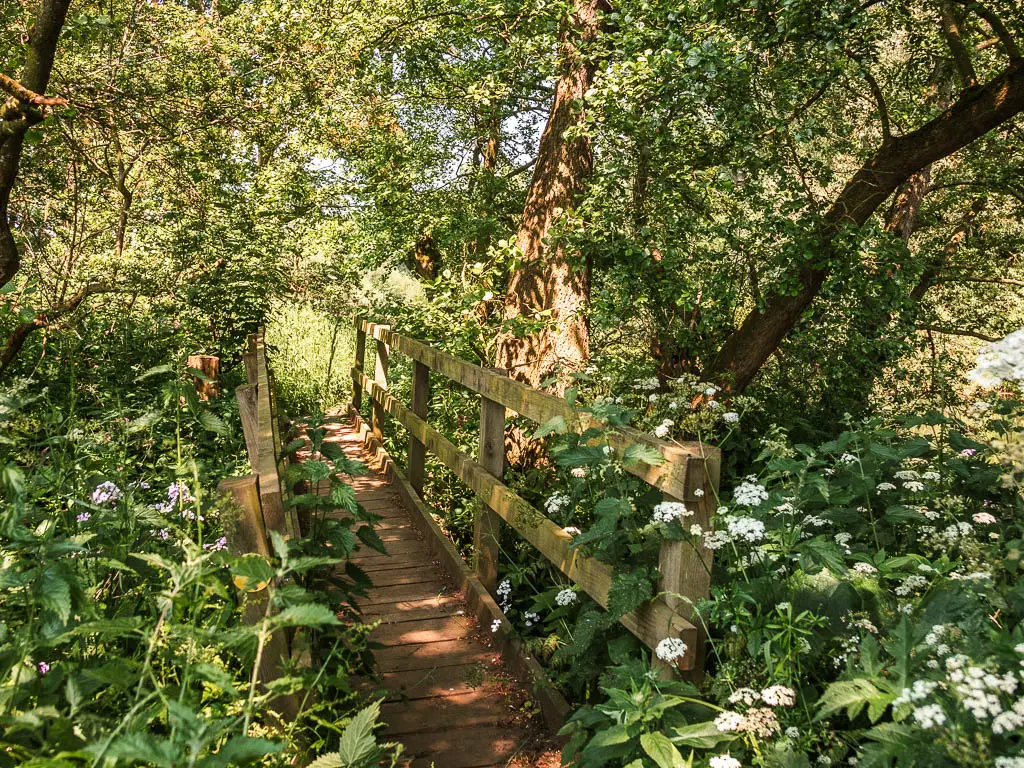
235;384;259;470
379;662;490;701
381;689;511;735
397;726;526;768
369;569;441;589
217;475;270;558
353;373;697;667
356;320;720;501
361;595;463;618
371;616;470;646
474;372;505;594
372;327;390;441
409;360;430;496
374;640;494;673
352;322;366;411
253;331;299;539
359;582;456;607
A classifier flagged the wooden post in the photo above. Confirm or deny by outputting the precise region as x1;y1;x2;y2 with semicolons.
352;321;367;412
655;455;718;680
187;354;220;399
409;360;430;497
371;327;390;442
243;334;258;387
236;385;259;469
218;474;270;558
474;371;506;594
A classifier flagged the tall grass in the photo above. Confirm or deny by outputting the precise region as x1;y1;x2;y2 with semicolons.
266;302;354;416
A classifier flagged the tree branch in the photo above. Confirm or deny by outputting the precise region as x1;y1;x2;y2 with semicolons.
951;0;1022;63
0;282;108;376
0;72;67;107
939;1;979;88
916;325;1000;342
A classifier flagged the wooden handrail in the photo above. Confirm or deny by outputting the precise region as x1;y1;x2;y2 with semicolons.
350;318;721;673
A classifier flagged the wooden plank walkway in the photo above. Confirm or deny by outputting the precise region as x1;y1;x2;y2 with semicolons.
322;420;554;768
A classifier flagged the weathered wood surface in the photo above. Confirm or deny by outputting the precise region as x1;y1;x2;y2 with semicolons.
187;354;220;399
251;331;300;540
351;371;698;667
356;319;720;502
323;423;550;767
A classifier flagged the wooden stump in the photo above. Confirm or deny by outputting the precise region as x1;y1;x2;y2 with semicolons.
187;354;220;399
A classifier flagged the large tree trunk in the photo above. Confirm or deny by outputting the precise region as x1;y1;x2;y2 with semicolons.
0;0;72;287
495;0;609;390
710;61;1024;392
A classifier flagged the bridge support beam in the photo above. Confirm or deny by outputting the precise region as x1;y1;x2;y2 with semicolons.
409;360;430;497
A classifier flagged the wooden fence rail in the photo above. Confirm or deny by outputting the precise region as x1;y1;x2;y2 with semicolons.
350;319;720;674
218;328;302;719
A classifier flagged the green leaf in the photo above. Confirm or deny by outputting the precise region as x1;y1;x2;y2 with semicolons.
136;364;174;381
640;732;685;768
35;565;72;623
356;524;387;554
337;700;384;765
671;720;738;749
230;554;275;590
607;568;653;618
272;604;340;628
127;410;162;433
534;415;568;438
623;443;665;466
331;483;358;514
815;678;893;723
198;411;227;434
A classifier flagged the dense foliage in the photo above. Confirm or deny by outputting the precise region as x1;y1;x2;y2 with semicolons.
2;0;1023;764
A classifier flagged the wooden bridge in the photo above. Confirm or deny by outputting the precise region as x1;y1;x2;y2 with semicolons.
220;322;720;766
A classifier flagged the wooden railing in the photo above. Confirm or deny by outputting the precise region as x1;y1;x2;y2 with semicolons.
218;328;302;717
350;319;720;674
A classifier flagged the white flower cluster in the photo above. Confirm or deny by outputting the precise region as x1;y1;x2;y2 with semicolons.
523;611;539;628
922;471;941;481
726;516;766;542
895;574;929;597
894;470;920;481
903;481;925;493
634;376;660;391
555;588;577;606
652;501;691;524
733;479;769;507
654;637;688;662
973;512;997;524
570;467;588;478
545;493;571;515
714;707;779;737
709;756;742;768
940;521;974;544
490;618;501;633
840;453;858;464
722;411;740;424
969;326;1024;387
653;418;674;438
496;578;512;612
852;562;877;575
834;532;852;553
761;685;797;707
876;482;896;492
995;759;1024;768
945;656;1022;730
912;703;946;728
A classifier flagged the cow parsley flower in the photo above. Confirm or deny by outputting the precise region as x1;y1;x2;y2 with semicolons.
852;562;877;574
903;480;925;493
911;703;946;728
655;637;688;662
555;588;577;606
729;687;759;705
733;481;769;507
894;470;920;481
876;482;896;492
840;453;857;463
722;411;740;423
545;493;570;515
761;685;796;707
973;512;997;524
652;501;691;523
714;711;747;732
726;516;766;542
710;757;742;768
490;619;501;633
922;471;941;481
653;418;673;438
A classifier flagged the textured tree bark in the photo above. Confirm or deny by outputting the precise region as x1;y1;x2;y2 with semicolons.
0;0;72;288
495;0;610;390
710;61;1024;392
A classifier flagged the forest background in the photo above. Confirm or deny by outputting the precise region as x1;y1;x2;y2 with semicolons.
1;0;1024;765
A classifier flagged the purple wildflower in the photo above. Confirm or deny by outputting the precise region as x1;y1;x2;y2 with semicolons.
76;512;91;523
38;662;49;675
203;536;228;552
960;449;977;457
91;481;122;505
